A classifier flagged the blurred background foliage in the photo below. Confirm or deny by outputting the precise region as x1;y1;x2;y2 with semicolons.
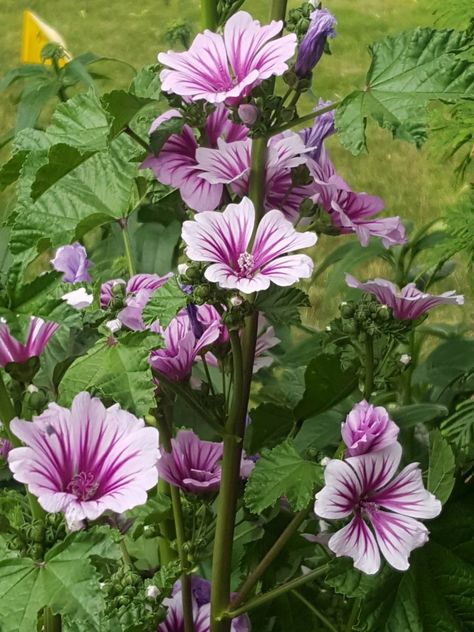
0;0;472;328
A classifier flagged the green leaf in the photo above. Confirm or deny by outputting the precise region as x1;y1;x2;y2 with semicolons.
245;404;295;454
133;219;181;275
294;406;348;454
441;399;474;456
129;64;162;99
254;286;309;326
10;134;139;278
355;495;474;631
102;89;154;137
390;404;449;428
59;331;160;416
325;558;379;598
244;440;322;513
141;278;188;329
0;529;119;632
149;117;184;155
46;89;111;151
336;28;474;154
428;430;456;504
294;354;358;420
31;144;94;200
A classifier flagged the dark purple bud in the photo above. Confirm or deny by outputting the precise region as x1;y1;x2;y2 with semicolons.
295;8;336;77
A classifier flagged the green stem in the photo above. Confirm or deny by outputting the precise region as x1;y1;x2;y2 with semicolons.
120;219;135;277
201;354;216;396
124;125;150;151
363;336;374;400
269;101;339;137
345;598;360;632
291;590;338;632
43;608;62;632
210;331;245;632
119;538;133;567
158;479;176;565
248;137;268;227
0;372;18;446
231;508;308;609
269;0;288;21
225;564;330;619
402;329;416;405
201;0;218;30
52;57;67;102
158;406;194;632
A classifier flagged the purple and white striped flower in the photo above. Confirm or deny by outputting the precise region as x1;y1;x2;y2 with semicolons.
314;443;441;574
8;392;159;529
158;11;296;104
0;317;58;367
142;106;247;212
341;400;399;457
100;273;172;330
308;148;406;248
149;308;221;382
0;438;12;460
158;576;250;632
346;274;464;320
181;197;317;293
158;429;253;494
196;132;314;221
51;242;92;284
295;8;337;77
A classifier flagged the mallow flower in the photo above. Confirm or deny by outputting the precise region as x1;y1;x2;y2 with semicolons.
8;392;159;529
100;273;172;330
181;197;317;293
142;106;247;212
300;100;335;161
51;242;92;283
0;317;58;368
308;148;406;248
346;274;464;320
295;8;337;77
341;400;399;457
149;308;221;382
196;132;315;221
158;11;296;104
314;443;441;574
158;430;254;494
62;287;93;310
158;576;250;631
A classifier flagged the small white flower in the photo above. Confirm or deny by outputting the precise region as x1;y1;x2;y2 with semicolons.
146;585;160;600
27;384;39;394
105;319;122;334
230;295;243;307
62;288;93;310
177;263;189;276
320;456;331;467
400;354;411;366
325;325;332;332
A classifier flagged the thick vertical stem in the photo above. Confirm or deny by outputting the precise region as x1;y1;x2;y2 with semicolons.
0;372;18;446
201;0;218;30
120;218;135;277
269;0;288;21
43;608;62;632
363;336;374;400
157;409;194;632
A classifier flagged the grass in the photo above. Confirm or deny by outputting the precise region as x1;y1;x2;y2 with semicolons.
0;0;470;326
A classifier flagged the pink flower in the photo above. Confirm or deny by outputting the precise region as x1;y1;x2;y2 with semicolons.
158;576;250;631
341;400;399;457
181;197;317;292
346;274;464;320
158;11;297;104
300;99;335;161
314;443;441;574
141;106;247;212
196;132;314;221
309;148;406;248
158;429;253;494
100;274;172;330
51;242;92;283
8;392;159;529
238;103;259;125
0;317;58;367
149;308;221;382
253;321;280;372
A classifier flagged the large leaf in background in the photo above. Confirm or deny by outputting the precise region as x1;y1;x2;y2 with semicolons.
294;354;358;420
0;529;119;632
441;399;474;457
336;28;474;154
326;495;474;631
102;89;155;137
9;134;139;280
244;440;322;513
390;403;449;428
254;287;310;327
245;403;295;454
427;430;455;505
59;331;160;416
132;219;181;275
141;278;187;329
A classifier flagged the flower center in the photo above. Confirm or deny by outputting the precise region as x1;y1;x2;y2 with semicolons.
237;252;255;278
358;498;379;515
67;472;99;501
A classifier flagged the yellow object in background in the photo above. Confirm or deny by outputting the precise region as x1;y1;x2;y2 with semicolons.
21;10;72;64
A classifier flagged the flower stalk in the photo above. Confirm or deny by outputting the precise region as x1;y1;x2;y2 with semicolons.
201;0;218;30
0;371;18;447
268;101;339;137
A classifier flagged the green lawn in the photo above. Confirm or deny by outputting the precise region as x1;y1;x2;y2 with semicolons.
0;0;470;326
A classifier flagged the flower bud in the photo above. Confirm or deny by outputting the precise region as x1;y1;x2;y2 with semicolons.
230;295;243;307
238;104;259;126
177;263;189;276
400;354;411;366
